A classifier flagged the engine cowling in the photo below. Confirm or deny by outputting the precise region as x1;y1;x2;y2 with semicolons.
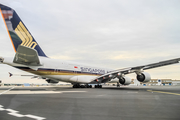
46;79;59;83
119;76;131;85
136;72;151;83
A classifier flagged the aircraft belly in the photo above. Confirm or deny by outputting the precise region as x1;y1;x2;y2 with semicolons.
42;75;74;83
70;75;97;83
42;75;97;84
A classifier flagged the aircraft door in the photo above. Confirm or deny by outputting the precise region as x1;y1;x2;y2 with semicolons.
54;69;58;75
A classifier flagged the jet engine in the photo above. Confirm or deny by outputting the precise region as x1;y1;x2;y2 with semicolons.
136;72;151;83
46;79;59;83
118;76;131;85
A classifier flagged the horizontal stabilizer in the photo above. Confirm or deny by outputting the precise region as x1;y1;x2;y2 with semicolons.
8;72;39;78
13;45;41;66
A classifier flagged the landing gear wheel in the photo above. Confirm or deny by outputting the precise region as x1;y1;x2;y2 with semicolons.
72;84;81;88
94;85;102;88
73;84;93;88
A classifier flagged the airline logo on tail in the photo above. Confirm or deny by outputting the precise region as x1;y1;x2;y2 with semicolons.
15;21;37;49
0;4;47;57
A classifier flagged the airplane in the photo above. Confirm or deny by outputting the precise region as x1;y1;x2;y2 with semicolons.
0;3;180;88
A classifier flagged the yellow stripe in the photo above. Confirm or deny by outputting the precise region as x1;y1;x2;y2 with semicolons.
23;70;100;76
18;22;30;46
16;23;26;46
17;24;29;46
29;42;37;49
19;22;33;47
147;90;180;96
15;27;26;44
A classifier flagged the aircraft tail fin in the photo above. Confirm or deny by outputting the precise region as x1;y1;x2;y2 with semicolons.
0;4;47;57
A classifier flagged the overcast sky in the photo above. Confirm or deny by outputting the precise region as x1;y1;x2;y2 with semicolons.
0;0;180;83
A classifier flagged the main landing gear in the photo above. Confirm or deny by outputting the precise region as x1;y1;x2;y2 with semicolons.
72;84;102;88
73;84;92;88
94;84;102;88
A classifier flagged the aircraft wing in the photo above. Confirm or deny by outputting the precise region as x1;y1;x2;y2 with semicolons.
92;58;180;83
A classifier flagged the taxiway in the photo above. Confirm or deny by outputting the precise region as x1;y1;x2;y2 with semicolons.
0;86;180;120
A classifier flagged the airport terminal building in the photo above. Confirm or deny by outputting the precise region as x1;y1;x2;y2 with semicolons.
131;79;180;86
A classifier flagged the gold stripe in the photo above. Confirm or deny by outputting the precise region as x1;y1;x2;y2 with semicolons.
15;21;38;49
22;69;100;76
29;42;37;49
17;24;29;46
19;22;33;47
15;27;26;45
18;22;30;46
147;90;180;96
19;22;37;48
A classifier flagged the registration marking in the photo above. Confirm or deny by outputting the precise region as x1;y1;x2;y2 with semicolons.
147;90;180;96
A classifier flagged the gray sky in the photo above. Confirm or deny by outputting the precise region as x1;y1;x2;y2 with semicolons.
0;0;180;83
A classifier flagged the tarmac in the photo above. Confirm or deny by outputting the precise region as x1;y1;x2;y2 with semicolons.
0;85;180;120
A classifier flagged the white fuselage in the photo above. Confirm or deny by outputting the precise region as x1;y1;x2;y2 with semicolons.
3;56;115;84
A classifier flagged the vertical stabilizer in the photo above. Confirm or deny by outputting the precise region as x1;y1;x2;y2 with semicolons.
0;4;47;57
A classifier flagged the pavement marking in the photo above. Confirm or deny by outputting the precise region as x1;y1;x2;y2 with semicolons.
96;94;107;97
62;91;87;93
147;90;180;96
127;92;138;93
4;91;62;94
25;114;46;120
6;109;18;113
0;87;15;95
0;105;46;120
8;112;25;117
0;107;5;111
1;90;86;94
